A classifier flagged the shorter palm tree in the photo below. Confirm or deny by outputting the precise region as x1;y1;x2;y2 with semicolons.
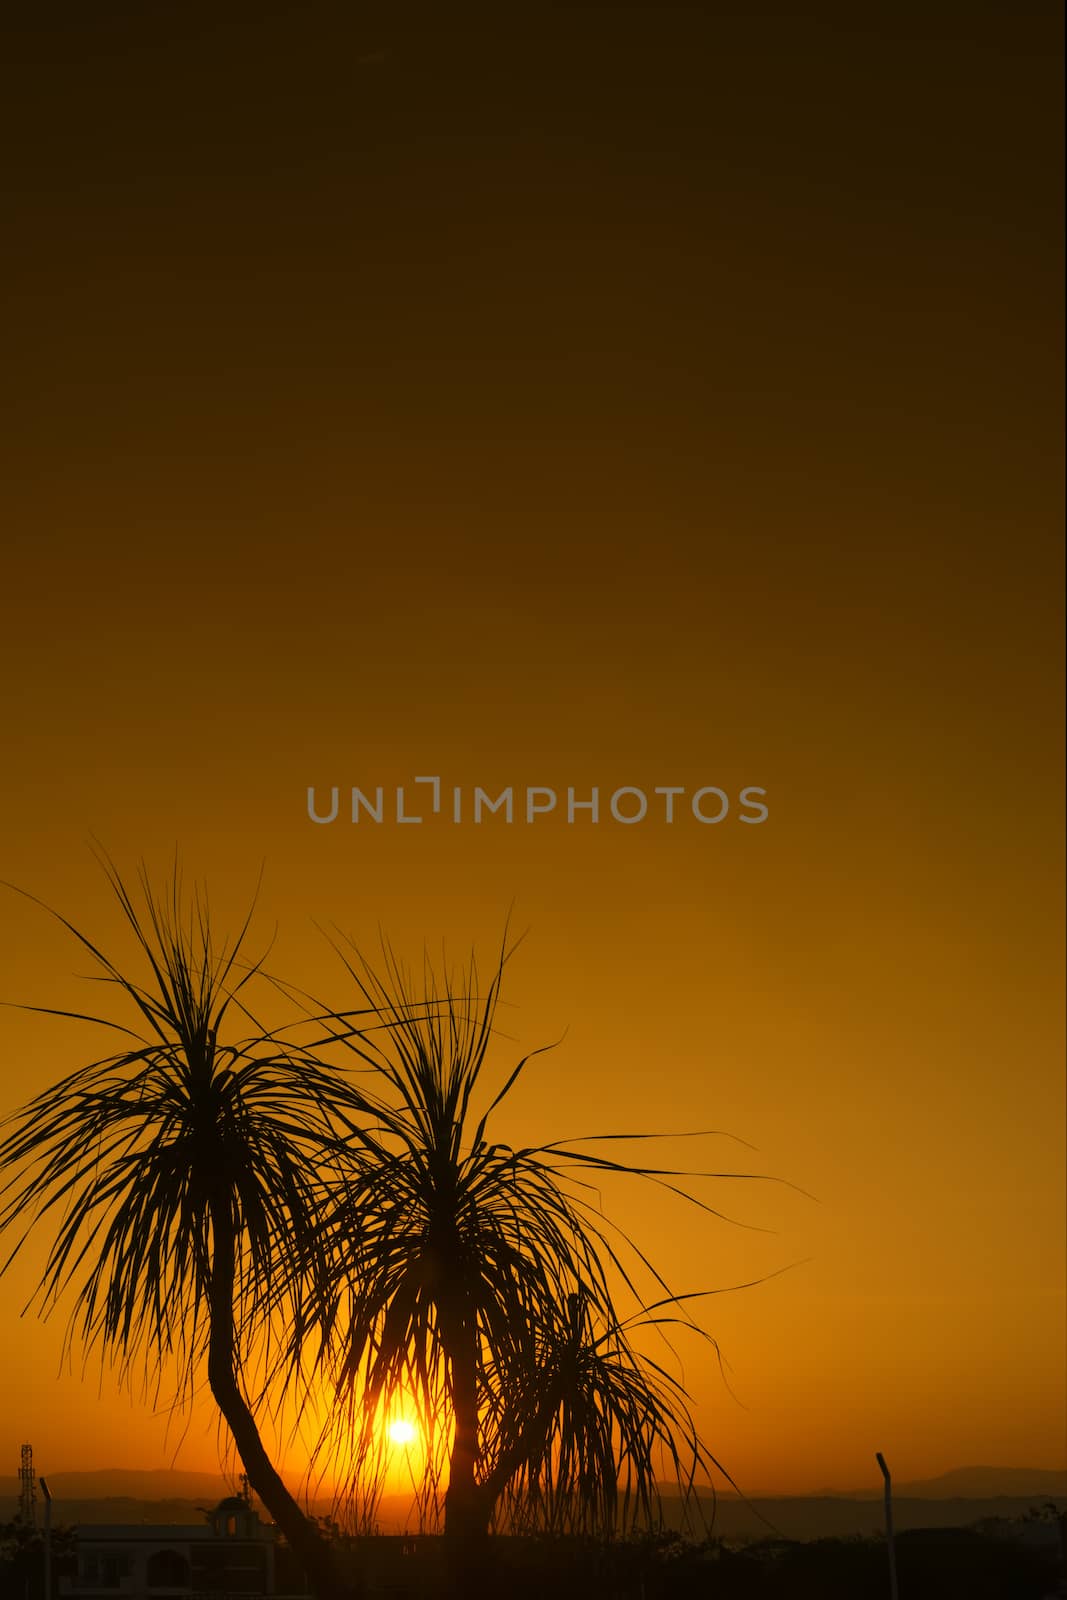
488;1289;716;1538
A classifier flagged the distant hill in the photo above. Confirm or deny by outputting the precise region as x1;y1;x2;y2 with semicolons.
16;1463;1064;1506
2;1491;1063;1543
810;1467;1067;1502
2;1465;1062;1544
0;1498;226;1529
40;1469;236;1502
890;1466;1066;1501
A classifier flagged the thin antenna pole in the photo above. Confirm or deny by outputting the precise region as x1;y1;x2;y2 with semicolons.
875;1452;899;1600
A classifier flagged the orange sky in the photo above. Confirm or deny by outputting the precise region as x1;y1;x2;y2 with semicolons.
0;5;1063;1499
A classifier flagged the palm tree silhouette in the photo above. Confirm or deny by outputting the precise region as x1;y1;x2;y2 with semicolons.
295;937;768;1584
0;861;362;1600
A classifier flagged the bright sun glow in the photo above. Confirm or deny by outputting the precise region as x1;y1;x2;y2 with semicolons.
387;1418;418;1447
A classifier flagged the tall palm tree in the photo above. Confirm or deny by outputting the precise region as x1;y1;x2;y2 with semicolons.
296;937;787;1578
0;862;364;1600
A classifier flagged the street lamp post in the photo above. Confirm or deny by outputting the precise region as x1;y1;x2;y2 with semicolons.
38;1478;52;1600
38;1479;52;1600
875;1452;899;1600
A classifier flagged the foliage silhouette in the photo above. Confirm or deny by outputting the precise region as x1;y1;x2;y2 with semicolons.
280;933;798;1581
0;860;365;1600
0;866;800;1598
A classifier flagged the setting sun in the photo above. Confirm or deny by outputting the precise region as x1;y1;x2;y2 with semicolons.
387;1419;418;1448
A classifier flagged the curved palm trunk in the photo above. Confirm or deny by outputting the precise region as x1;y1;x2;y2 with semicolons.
207;1195;354;1600
482;1365;569;1513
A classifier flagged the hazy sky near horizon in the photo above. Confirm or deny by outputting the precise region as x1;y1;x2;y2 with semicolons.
0;4;1063;1496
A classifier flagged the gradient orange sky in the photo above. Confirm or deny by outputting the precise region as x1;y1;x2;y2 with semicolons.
0;5;1063;1498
